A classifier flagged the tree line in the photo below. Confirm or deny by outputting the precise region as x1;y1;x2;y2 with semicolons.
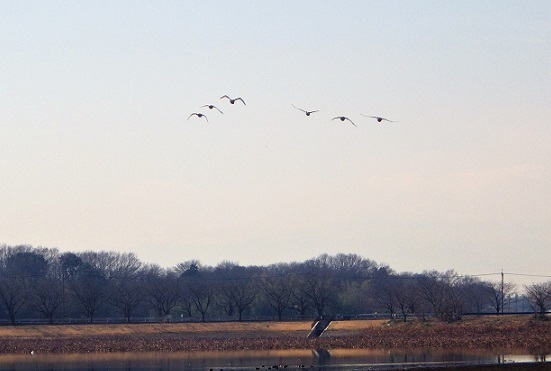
0;244;548;325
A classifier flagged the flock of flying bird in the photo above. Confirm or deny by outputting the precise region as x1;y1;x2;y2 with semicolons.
187;95;396;126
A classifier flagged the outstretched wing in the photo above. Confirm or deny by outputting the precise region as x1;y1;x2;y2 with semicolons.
344;117;357;127
235;97;246;105
361;114;395;122
292;104;306;113
202;104;224;114
188;113;208;123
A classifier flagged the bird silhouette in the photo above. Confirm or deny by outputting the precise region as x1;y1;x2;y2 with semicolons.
361;114;396;122
292;104;319;116
188;112;209;123
220;95;246;105
201;104;224;114
332;116;356;127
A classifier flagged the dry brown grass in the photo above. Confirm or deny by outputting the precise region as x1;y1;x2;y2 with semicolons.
0;319;386;339
0;315;549;354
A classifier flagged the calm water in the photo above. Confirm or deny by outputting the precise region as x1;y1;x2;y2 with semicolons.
0;349;548;370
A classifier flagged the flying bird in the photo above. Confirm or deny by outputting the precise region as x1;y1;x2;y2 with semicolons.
201;104;224;114
187;112;209;123
292;104;319;116
220;95;246;105
332;116;357;127
361;114;396;123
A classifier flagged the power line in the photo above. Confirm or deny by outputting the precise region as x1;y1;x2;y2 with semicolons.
503;272;551;279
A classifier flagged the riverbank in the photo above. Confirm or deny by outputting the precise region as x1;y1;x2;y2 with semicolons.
0;315;549;355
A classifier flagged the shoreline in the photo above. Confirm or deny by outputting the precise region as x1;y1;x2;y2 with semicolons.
0;349;549;371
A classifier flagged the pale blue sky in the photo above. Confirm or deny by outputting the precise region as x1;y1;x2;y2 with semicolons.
1;1;550;285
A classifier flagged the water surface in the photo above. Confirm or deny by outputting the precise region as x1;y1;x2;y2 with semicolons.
0;349;548;370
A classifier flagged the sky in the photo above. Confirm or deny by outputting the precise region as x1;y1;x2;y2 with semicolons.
1;1;550;286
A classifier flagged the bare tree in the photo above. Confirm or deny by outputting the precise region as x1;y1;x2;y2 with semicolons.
486;281;516;314
58;252;84;318
68;263;108;323
459;277;493;314
328;253;378;282
0;246;50;324
216;263;258;321
79;251;142;280
367;268;398;318
32;277;63;324
299;258;337;317
392;274;421;322
259;265;293;320
109;276;145;322
290;284;312;316
144;266;180;319
177;261;205;319
524;281;551;318
0;276;28;324
185;270;216;322
403;276;430;320
416;270;464;322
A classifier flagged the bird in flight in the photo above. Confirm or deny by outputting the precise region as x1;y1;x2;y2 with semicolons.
188;112;209;123
292;104;319;116
201;104;224;114
220;95;246;105
332;116;357;127
361;114;396;123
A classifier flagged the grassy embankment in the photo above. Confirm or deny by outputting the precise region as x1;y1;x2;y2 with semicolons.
0;315;549;354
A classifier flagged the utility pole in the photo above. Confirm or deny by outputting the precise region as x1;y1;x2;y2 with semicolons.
500;270;504;314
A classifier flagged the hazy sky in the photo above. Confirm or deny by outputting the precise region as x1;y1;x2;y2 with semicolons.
1;1;550;285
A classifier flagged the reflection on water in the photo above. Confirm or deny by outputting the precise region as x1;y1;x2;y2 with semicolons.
0;349;548;370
